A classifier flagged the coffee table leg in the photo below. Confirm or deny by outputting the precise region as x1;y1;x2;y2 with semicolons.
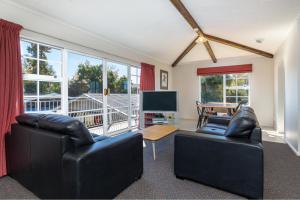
152;142;156;160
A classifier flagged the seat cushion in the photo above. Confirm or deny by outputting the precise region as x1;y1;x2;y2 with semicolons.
196;126;226;136
38;114;94;147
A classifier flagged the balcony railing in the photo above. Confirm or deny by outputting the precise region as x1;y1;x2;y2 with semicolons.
24;94;140;132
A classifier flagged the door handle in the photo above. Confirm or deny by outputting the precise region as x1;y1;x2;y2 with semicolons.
104;88;110;96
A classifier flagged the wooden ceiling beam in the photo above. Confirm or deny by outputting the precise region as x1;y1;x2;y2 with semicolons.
170;0;203;34
169;0;273;67
205;34;274;58
170;0;217;65
172;36;199;67
203;41;217;63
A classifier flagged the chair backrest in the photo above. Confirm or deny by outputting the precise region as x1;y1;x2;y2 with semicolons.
196;101;201;115
235;99;248;112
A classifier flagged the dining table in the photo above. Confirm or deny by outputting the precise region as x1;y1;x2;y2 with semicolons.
197;102;238;127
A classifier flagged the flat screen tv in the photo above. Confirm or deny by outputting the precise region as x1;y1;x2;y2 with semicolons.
142;91;177;111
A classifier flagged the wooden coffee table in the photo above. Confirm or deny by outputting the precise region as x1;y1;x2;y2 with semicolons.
140;125;178;160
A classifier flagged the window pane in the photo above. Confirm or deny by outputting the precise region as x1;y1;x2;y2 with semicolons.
226;97;236;103
226;89;236;96
39;82;61;95
237;73;248;79
22;58;37;74
237;79;249;87
24;97;37;112
107;62;128;94
39;61;61;77
68;53;103;97
39;45;61;61
226;74;236;80
21;40;37;58
226;78;236;87
238;97;248;103
67;52;104;131
131;67;138;75
24;80;37;96
201;75;223;103
237;89;249;96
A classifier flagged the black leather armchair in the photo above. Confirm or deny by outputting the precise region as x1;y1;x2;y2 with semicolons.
6;114;143;199
174;107;263;199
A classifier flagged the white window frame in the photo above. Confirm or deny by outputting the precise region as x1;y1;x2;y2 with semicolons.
199;73;251;105
21;37;141;135
224;73;250;104
22;39;63;113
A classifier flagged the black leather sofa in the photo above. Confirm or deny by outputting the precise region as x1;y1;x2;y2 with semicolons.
174;107;263;199
6;113;143;199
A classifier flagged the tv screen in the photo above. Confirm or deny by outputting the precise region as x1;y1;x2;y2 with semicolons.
142;91;177;111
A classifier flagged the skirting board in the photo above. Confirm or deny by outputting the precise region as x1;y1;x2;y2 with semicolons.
285;138;300;156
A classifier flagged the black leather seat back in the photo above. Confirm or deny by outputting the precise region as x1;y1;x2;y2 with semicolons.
16;114;95;147
38;114;94;147
225;107;259;139
7;124;72;198
16;113;45;128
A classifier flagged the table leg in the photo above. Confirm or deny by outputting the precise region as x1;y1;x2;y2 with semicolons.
152;142;156;160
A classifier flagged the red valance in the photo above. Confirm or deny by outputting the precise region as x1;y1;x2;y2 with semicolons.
197;64;252;76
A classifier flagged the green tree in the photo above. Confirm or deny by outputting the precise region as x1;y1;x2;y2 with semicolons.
201;75;223;103
68;62;129;96
116;76;128;94
68;61;103;97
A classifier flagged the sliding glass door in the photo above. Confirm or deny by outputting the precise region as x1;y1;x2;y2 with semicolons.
67;52;133;135
105;61;130;134
67;52;105;134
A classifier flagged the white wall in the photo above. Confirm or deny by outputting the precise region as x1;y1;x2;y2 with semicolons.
173;56;274;127
274;18;300;154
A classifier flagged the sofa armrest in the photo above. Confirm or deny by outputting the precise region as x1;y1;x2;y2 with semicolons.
207;116;232;126
174;132;263;199
62;132;143;199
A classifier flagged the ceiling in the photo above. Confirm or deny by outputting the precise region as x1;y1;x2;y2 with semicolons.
6;0;300;65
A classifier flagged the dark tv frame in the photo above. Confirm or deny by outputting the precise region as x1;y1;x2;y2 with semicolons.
140;91;178;112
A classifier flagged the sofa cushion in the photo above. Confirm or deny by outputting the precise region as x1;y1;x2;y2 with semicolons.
205;123;228;130
196;126;226;136
16;113;45;128
225;108;257;138
38;114;94;147
207;116;232;126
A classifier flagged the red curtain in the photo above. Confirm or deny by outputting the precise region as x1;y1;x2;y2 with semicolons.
197;64;252;76
0;19;24;177
139;63;155;128
140;63;155;91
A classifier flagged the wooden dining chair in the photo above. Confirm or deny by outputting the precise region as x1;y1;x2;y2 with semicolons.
196;101;203;128
196;101;217;128
232;99;248;114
